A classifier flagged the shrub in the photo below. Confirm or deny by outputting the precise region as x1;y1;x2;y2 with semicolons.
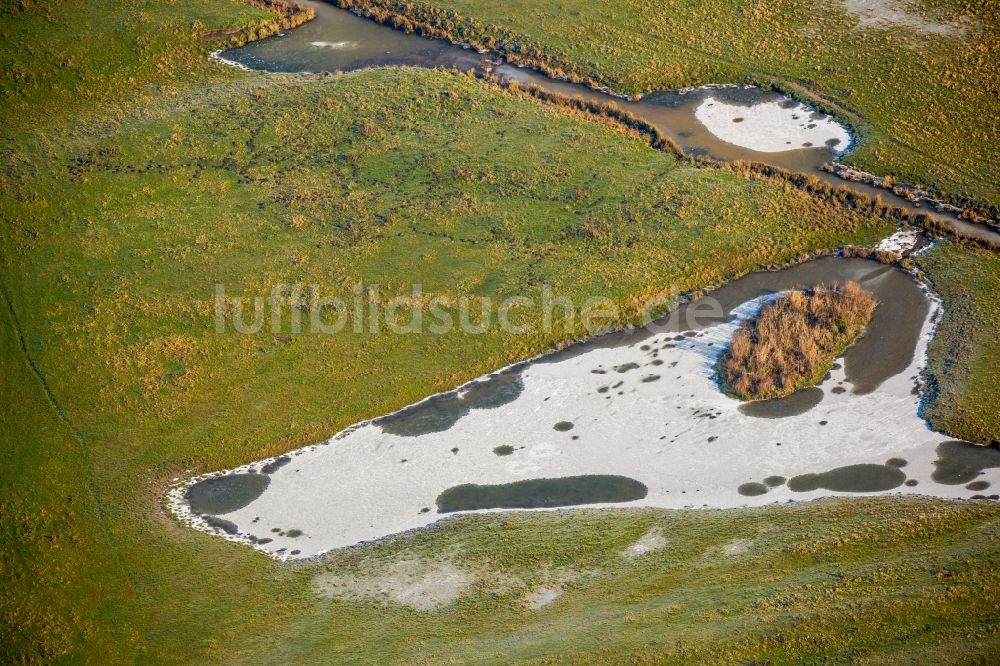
872;249;900;264
719;281;877;400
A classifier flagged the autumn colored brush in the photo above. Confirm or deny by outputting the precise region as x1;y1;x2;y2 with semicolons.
720;281;877;400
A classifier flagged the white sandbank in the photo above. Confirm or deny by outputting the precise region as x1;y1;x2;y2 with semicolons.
876;229;921;254
168;270;996;561
694;96;852;154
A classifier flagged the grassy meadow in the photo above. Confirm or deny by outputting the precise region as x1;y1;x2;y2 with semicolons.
1;0;998;661
339;0;1000;213
915;244;1000;445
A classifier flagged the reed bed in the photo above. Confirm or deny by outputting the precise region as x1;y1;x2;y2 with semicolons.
720;281;877;400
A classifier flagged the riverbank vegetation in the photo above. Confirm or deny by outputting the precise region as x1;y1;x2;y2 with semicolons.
1;0;998;661
336;0;1000;214
915;243;1000;445
502;79;1000;251
215;0;315;45
720;281;877;400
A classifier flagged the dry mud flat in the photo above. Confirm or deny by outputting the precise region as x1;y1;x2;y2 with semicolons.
694;96;851;154
843;0;967;36
169;257;1000;560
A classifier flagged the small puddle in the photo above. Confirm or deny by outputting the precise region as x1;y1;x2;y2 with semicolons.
739;388;824;418
377;369;524;437
186;473;270;515
737;482;769;497
261;455;291;474
930;440;1000;485
786;463;907;493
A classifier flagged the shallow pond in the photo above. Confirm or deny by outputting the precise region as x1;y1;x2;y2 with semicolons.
218;1;999;244
170;257;999;559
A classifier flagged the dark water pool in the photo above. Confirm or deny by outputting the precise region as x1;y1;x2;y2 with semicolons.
186;473;270;515
436;475;648;512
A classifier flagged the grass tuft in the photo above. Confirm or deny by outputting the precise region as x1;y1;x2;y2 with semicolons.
720;281;877;400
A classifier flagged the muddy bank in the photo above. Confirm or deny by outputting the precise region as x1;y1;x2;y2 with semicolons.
436;475;648;512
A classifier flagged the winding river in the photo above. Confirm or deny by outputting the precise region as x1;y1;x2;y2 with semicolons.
218;0;999;244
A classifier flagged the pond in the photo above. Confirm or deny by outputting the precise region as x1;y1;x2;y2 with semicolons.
169;257;999;559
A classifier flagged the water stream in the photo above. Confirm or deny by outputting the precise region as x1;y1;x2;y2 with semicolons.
218;0;999;244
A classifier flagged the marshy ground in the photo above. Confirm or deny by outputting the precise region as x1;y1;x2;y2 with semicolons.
1;0;998;662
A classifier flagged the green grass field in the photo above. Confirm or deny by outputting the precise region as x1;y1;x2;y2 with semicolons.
916;244;1000;445
340;0;1000;212
1;0;998;661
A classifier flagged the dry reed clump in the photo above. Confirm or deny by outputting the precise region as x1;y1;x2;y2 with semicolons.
872;249;900;264
841;244;868;259
719;281;877;400
222;0;315;45
841;246;899;264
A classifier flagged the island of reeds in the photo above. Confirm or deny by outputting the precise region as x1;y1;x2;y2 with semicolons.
719;281;877;400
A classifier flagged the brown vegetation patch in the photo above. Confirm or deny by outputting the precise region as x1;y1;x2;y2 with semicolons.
221;0;315;46
720;281;877;400
842;245;900;264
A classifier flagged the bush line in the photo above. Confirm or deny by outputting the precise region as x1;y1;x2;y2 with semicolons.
217;0;316;46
